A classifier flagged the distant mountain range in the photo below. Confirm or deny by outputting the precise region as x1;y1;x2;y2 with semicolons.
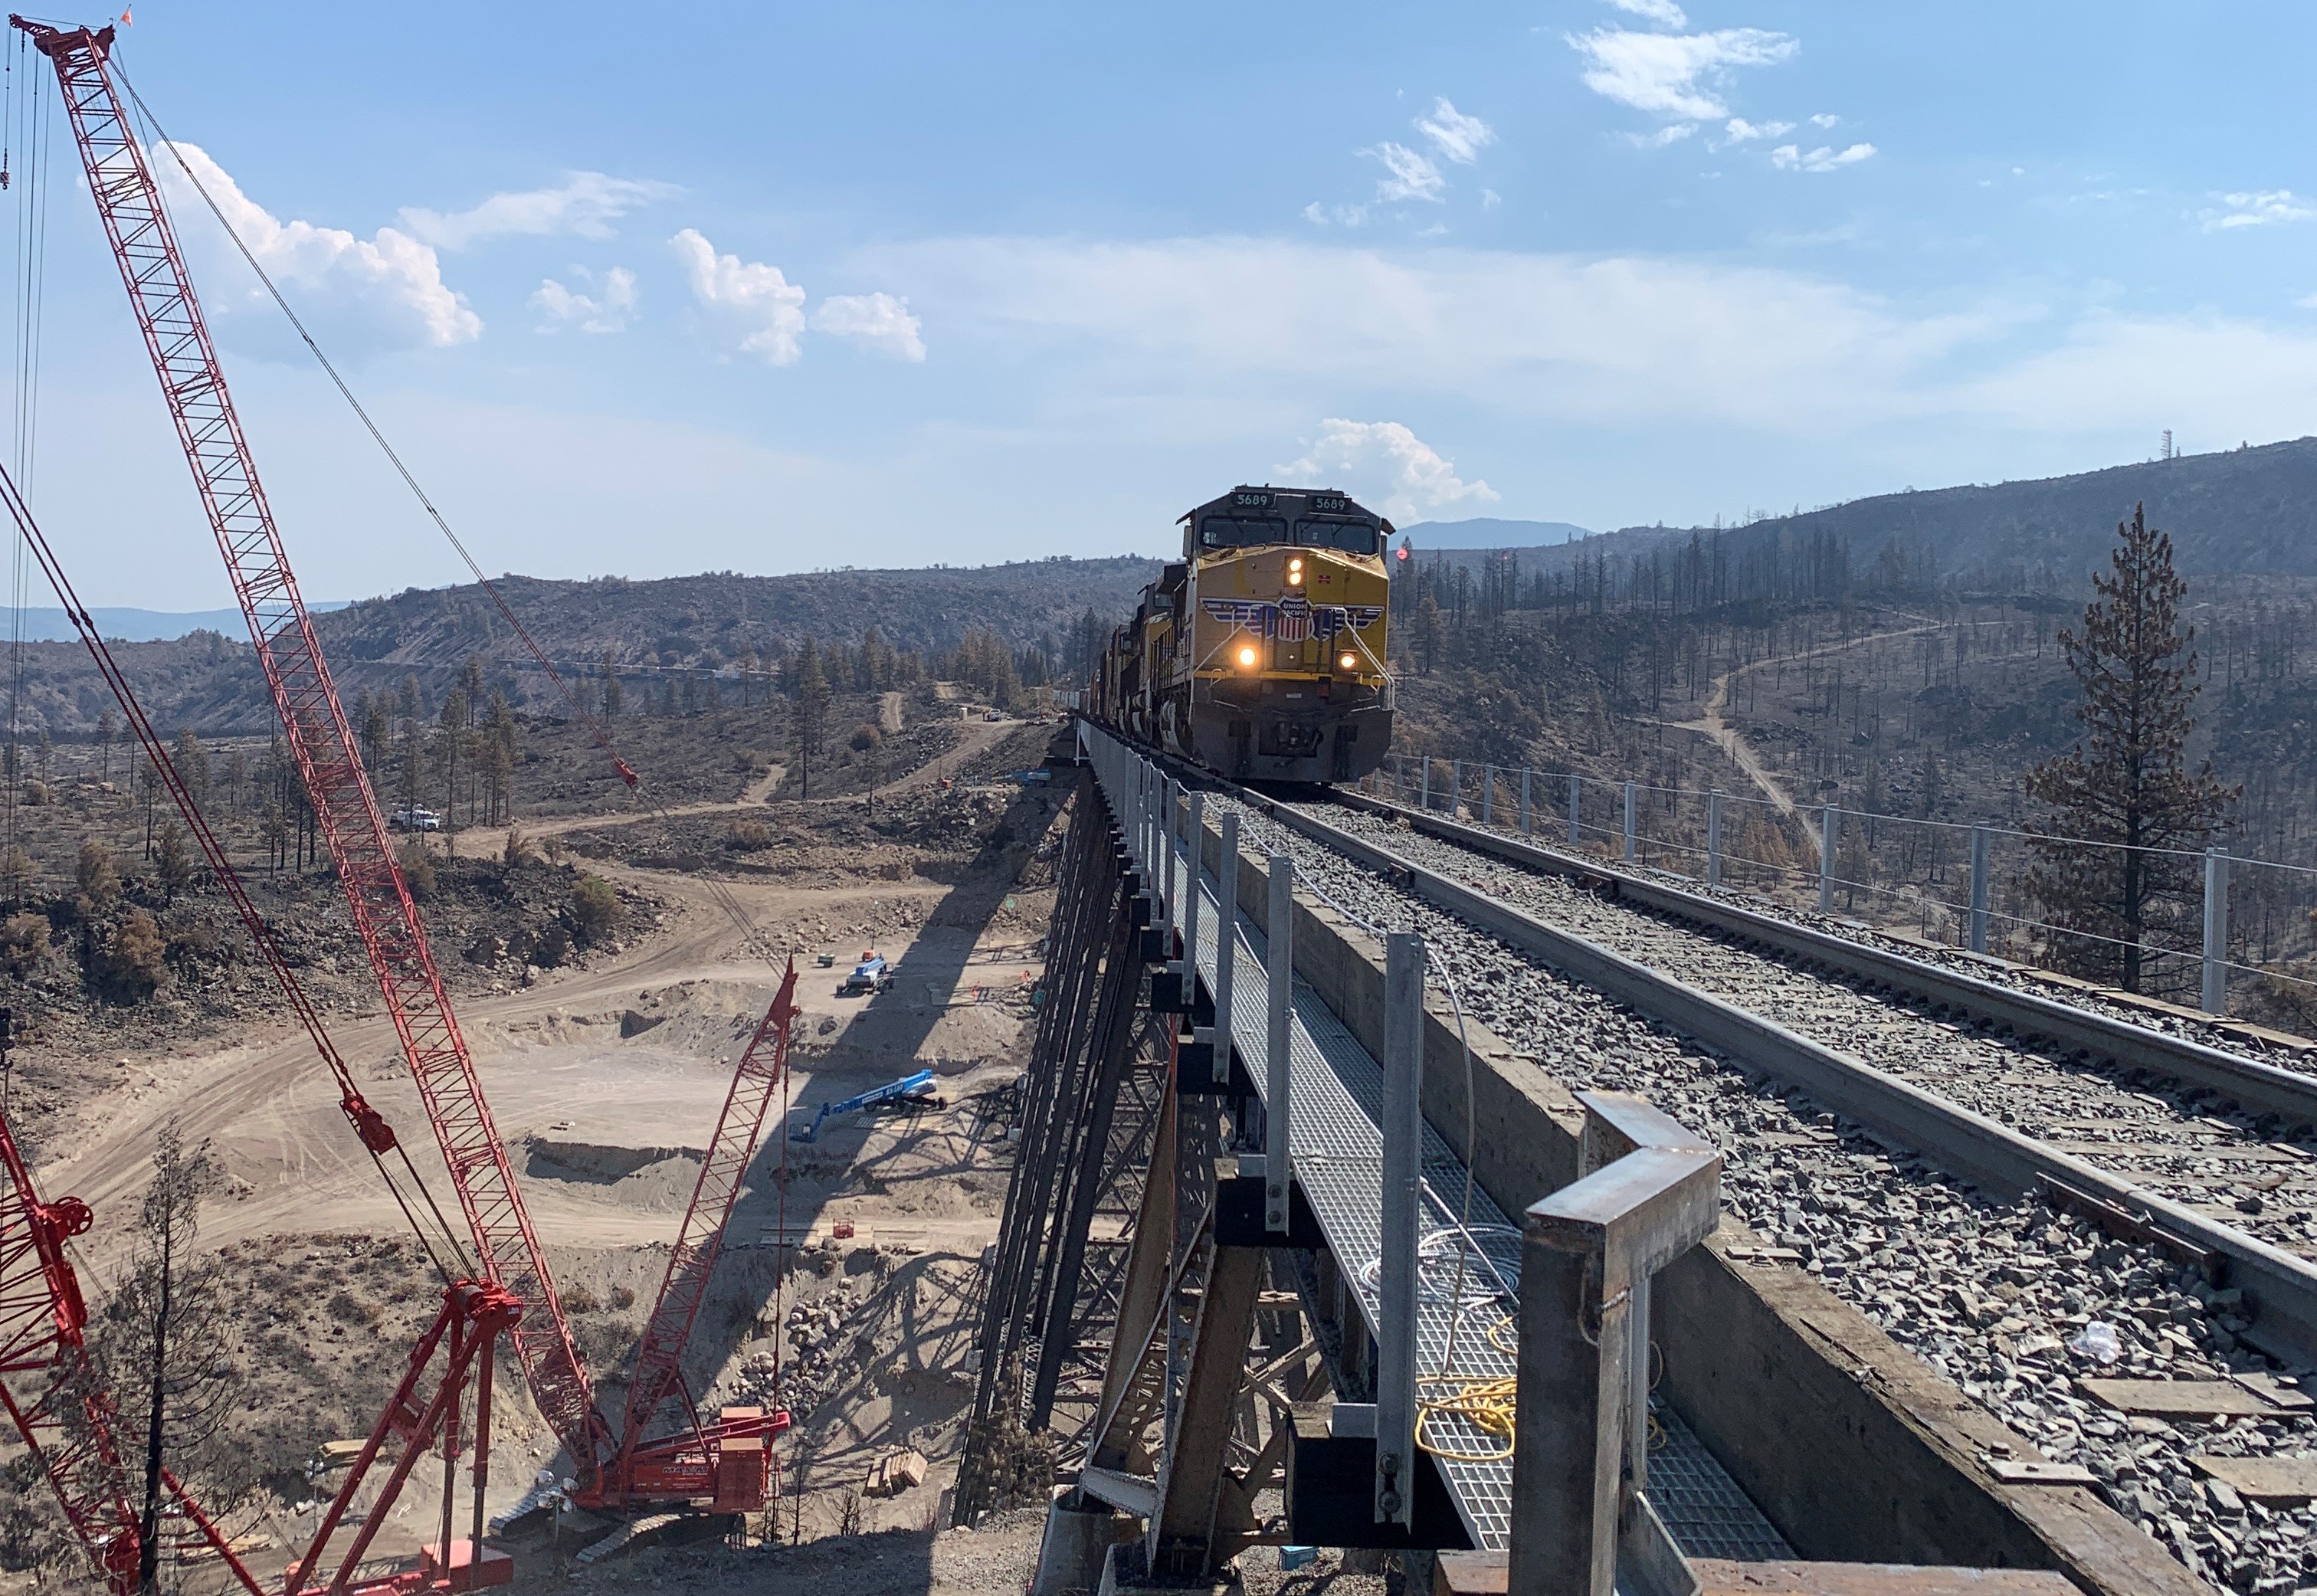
1399;516;1593;549
0;602;351;644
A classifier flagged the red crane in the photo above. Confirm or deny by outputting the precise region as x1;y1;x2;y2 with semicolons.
12;11;610;1484
615;964;798;1497
0;436;526;1591
11;15;796;1517
2;1090;523;1596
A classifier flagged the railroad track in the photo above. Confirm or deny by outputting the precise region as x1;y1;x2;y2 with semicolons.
1200;781;2317;1588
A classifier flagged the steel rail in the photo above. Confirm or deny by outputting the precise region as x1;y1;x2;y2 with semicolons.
1237;789;2317;1368
1332;790;2317;1129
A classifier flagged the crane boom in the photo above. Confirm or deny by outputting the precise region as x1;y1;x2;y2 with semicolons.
617;963;797;1487
13;17;608;1476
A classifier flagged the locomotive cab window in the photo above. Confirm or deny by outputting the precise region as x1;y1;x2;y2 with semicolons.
1199;516;1287;548
1296;519;1380;555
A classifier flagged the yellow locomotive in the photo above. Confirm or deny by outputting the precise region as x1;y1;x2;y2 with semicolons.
1093;486;1394;783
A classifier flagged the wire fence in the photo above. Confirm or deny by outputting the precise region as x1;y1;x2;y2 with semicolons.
1368;752;2317;1027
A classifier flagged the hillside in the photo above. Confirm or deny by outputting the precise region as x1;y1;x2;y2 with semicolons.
1401;516;1591;549
1494;436;2317;593
0;555;1161;736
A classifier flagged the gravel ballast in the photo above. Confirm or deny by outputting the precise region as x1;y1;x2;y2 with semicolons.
1223;798;2317;1589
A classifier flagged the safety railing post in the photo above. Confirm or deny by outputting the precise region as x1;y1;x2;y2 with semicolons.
1420;755;1431;813
1968;824;1990;953
1266;855;1294;1234
1160;777;1177;917
1819;804;1837;915
2204;847;2229;1014
1481;765;1493;826
1377;932;1422;1528
1210;812;1240;1086
1567;775;1580;847
1622;781;1637;865
1707;790;1723;888
1182;791;1204;1005
1451;759;1463;820
1519;768;1532;836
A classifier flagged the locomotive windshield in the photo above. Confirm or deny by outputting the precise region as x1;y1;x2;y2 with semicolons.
1296;519;1380;555
1198;515;1287;548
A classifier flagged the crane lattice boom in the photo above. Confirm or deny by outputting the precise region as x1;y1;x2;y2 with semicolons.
13;17;608;1476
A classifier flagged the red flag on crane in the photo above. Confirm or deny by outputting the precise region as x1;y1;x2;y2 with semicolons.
119;7;131;24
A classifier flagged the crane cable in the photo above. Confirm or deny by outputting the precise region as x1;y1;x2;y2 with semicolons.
114;69;637;795
117;66;786;975
0;450;476;1287
116;58;804;1413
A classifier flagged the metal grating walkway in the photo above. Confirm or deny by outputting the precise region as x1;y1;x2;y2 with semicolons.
1154;796;1786;1557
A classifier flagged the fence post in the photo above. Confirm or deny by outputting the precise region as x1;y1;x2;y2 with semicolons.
1267;854;1294;1234
1968;824;1990;954
1420;755;1431;812
1481;766;1493;827
1519;769;1532;837
1707;791;1723;888
2204;847;2230;1014
1568;775;1581;847
1622;781;1637;866
1451;759;1463;819
1818;805;1837;915
1377;933;1423;1528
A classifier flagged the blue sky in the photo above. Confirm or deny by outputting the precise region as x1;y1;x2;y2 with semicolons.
10;0;2317;606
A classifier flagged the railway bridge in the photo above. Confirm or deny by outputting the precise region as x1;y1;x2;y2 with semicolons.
957;717;2312;1594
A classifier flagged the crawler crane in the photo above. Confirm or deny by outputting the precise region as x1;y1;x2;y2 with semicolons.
11;12;804;1526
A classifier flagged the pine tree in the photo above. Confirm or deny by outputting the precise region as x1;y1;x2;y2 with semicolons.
604;651;625;719
96;1125;245;1594
2022;504;2236;993
792;637;830;798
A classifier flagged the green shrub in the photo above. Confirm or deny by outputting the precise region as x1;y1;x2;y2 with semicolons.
572;877;618;945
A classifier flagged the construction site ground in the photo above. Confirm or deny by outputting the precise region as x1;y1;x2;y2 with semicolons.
0;712;1126;1595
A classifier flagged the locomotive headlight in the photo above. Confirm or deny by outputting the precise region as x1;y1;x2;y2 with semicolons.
1237;644;1258;668
1339;651;1358;671
1287;555;1305;586
1289;556;1304;571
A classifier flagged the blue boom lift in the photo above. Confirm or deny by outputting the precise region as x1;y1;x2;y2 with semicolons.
788;1067;938;1143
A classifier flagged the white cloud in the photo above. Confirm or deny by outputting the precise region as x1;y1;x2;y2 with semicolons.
880;236;2013;430
810;293;926;361
2201;191;2314;231
1415;99;1496;165
1625;123;1697;149
1368;142;1447;203
670;228;808;364
1961;310;2317;440
1482;188;1503;209
156;141;479;349
1722;117;1794;143
1568;27;1798;121
1771;143;1876;172
1610;0;1689;25
1303;201;1372;227
1278;419;1499;522
1810;113;1841;128
531;266;637;334
399;173;677;251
